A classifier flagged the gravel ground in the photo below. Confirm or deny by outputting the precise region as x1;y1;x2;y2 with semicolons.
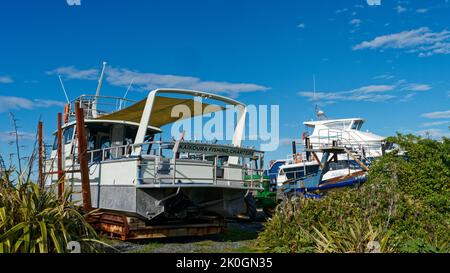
105;212;266;253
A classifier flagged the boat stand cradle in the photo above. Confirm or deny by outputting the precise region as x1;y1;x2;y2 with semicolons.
88;211;227;240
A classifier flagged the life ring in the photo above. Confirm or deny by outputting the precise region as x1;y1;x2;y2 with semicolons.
294;153;303;163
63;104;70;123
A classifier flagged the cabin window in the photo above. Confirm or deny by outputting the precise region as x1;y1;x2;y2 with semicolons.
282;167;305;179
52;126;74;150
63;126;74;144
52;135;57;150
351;121;363;130
326;122;340;129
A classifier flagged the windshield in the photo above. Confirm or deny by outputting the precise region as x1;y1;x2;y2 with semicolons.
351;121;363;130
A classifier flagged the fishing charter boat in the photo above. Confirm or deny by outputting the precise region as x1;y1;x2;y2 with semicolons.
44;65;264;224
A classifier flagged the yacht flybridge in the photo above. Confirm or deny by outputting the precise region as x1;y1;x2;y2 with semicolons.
44;88;264;223
303;118;386;160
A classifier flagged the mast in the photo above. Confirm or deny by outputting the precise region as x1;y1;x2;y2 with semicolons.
92;61;107;118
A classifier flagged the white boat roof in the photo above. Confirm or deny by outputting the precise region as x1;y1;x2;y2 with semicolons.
351;130;385;141
303;118;365;128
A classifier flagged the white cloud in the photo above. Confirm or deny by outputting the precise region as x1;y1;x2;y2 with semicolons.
400;93;416;102
34;99;66;108
0;96;34;111
298;84;397;103
352;84;395;93
0;96;65;113
335;8;348;14
297;23;305;29
105;67;269;98
353;27;450;57
395;5;407;13
350;19;362;26
46;66;99;80
47;65;269;98
0;131;36;142
373;74;395;80
0;75;13;84
421;120;450;127
402;83;432;91
421;110;450;119
298;80;431;104
416;8;428;13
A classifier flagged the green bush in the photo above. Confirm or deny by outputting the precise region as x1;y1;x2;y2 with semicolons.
0;180;105;253
257;134;450;253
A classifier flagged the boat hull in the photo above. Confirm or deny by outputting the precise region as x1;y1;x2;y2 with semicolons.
68;184;250;221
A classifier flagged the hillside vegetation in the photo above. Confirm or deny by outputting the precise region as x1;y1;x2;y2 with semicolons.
257;134;450;253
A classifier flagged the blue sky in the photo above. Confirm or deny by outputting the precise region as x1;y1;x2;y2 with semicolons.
0;0;449;168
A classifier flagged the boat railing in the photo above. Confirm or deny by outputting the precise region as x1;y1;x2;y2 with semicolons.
314;128;381;159
81;140;171;162
76;141;264;189
67;95;136;120
285;152;308;163
137;160;265;188
280;168;307;181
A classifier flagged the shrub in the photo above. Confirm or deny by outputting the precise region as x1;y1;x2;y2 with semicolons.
257;134;450;253
0;180;105;253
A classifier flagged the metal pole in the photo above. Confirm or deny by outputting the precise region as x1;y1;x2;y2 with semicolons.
75;103;92;211
173;158;176;184
57;113;64;198
38;121;44;191
260;154;264;186
214;155;218;185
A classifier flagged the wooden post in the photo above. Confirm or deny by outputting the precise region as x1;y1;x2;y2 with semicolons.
57;113;64;198
38;121;44;191
75;103;92;211
311;151;324;170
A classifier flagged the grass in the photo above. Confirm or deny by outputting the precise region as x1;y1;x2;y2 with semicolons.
217;227;259;242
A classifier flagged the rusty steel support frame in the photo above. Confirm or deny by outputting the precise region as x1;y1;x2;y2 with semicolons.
38;121;44;191
57;113;64;198
75;103;92;211
90;212;227;240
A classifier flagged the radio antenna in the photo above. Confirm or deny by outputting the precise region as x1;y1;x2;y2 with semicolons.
119;78;134;110
58;75;70;104
312;74;326;120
